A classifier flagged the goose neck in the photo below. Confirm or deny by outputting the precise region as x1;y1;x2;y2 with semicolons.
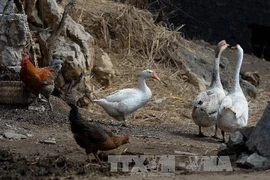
210;51;223;88
138;76;148;91
230;49;243;93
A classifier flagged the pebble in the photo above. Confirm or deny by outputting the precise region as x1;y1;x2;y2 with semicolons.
28;105;45;112
40;138;56;144
245;153;270;169
26;133;33;137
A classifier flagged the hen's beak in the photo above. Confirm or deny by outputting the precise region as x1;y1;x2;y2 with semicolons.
152;72;160;81
231;46;236;50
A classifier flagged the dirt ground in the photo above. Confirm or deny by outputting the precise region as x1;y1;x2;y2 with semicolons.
1;0;270;179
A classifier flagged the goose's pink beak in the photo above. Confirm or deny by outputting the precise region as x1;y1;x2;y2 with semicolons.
152;72;160;81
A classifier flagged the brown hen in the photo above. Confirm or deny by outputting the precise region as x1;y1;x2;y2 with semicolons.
68;104;129;165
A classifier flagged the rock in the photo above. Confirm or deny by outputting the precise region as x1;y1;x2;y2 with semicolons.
8;65;21;73
236;153;249;168
0;149;12;162
40;138;56;145
65;16;93;70
240;71;260;87
226;131;247;153
28;105;46;112
240;79;258;99
237;126;255;140
53;36;88;81
25;0;43;26
37;0;61;29
4;131;27;140
247;102;270;157
37;0;93;70
34;0;94;107
0;14;27;66
0;0;14;14
245;153;270;169
179;46;232;91
184;69;206;91
217;143;237;161
93;47;115;88
26;133;33;137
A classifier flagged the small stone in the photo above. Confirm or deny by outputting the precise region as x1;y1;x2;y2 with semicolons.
217;143;237;161
4;131;27;140
236;153;249;168
28;105;45;112
40;138;56;144
227;131;247;153
245;153;270;169
26;133;33;137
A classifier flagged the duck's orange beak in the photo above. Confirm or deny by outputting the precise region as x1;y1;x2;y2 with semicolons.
231;46;236;50
152;72;160;81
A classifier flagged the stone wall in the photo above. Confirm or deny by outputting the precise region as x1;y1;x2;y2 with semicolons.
161;0;270;58
0;1;27;67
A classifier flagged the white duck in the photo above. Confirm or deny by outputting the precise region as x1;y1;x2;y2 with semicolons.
192;40;229;137
93;69;160;123
217;44;248;142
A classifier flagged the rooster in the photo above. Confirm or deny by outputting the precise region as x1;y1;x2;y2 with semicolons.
20;54;63;110
68;104;129;165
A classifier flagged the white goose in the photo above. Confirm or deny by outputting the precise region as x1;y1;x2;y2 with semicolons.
192;40;229;137
93;69;160;123
217;44;248;142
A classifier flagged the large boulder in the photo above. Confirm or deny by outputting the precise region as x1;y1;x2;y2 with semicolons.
247;102;270;157
179;44;233;91
0;0;14;14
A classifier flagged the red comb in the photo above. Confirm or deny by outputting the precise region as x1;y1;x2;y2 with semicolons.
22;54;29;61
